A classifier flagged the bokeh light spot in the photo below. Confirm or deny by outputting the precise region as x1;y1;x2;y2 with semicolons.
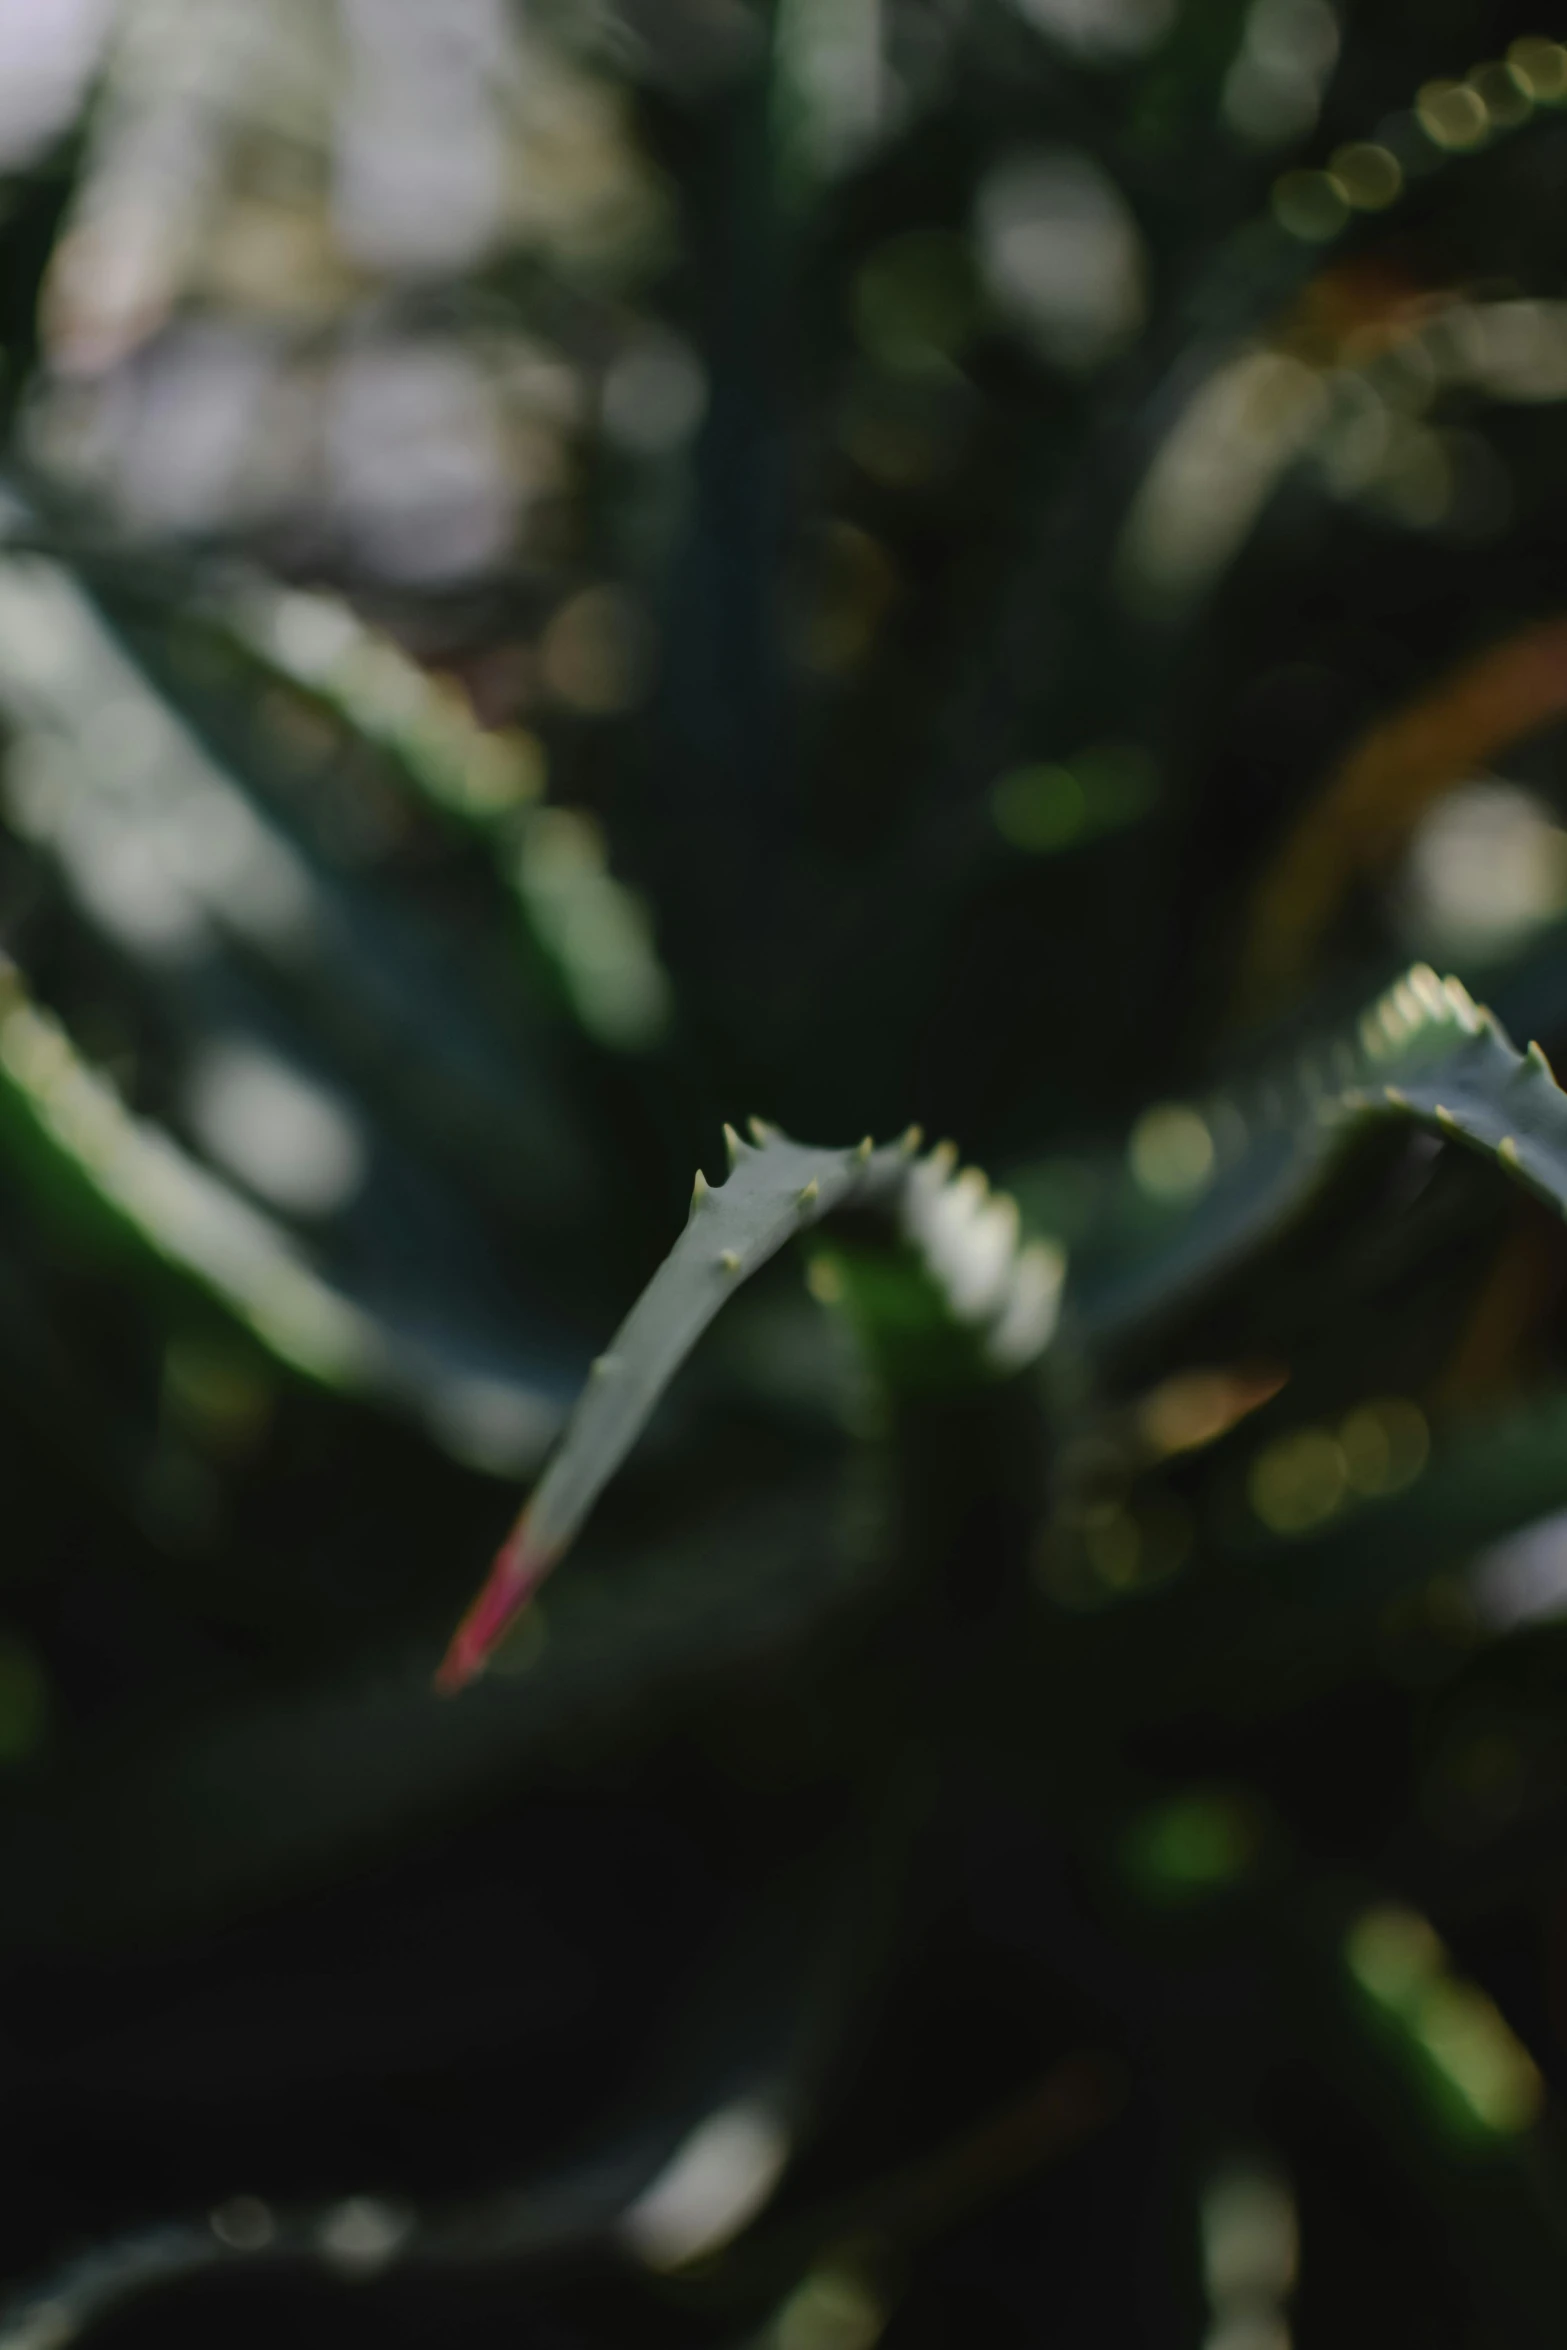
210;2196;276;2252
620;2101;791;2270
1248;1428;1347;1532
1202;2165;1298;2306
976;148;1143;367
1011;0;1175;64
1468;60;1532;130
774;2266;885;2350
1224;0;1338;148
601;335;707;455
1347;1905;1544;2135
1271;170;1349;241
1394;782;1567;961
1129;1104;1216;1201
1329;142;1401;211
185;1040;367;1220
1508;37;1567;102
1339;1397;1429;1496
539;586;654;717
992;763;1087;850
1123;1791;1262;1899
1416;79;1490;150
1140;1365;1288;1457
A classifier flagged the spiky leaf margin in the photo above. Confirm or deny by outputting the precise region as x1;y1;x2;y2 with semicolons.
1072;966;1567;1348
439;1126;1065;1689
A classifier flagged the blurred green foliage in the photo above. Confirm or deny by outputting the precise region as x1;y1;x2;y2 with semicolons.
10;3;1567;2345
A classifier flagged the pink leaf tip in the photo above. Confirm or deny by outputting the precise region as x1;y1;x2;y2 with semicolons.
435;1515;552;1695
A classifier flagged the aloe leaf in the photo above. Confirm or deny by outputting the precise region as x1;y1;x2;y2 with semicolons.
0;1824;898;2344
0;537;602;1234
439;1128;1067;1690
0;905;590;1474
1066;966;1567;1351
1260;1887;1567;2343
18;472;672;1068
437;1129;906;1691
0;2223;224;2350
0;952;574;1472
198;575;674;1055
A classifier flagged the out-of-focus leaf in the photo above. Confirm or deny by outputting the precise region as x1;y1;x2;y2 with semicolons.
1054;965;1567;1359
193;576;675;1055
0;948;575;1469
0;1796;918;2345
0;537;603;1229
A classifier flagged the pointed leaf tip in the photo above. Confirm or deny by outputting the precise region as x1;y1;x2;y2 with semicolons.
435;1516;552;1695
723;1122;744;1166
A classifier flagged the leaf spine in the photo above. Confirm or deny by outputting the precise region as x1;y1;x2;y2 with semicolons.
796;1178;820;1208
723;1122;744;1165
1498;1135;1521;1169
748;1115;780;1145
1529;1041;1554;1077
691;1168;709;1208
1444;977;1481;1033
719;1249;742;1274
1408;964;1446;1017
953;1164;989;1210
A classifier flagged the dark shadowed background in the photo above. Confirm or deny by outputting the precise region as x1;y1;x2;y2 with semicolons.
5;3;1567;2345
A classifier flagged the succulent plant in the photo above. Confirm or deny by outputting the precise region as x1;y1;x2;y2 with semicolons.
10;5;1567;2347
